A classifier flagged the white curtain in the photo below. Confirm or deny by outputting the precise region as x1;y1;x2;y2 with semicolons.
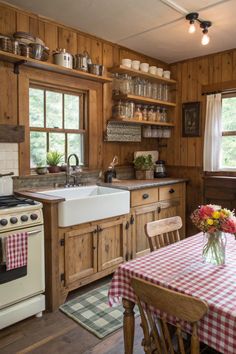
203;93;222;171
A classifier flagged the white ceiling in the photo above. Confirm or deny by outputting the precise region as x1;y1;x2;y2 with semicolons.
4;0;235;63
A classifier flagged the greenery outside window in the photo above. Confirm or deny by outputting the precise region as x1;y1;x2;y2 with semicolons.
221;94;236;169
29;86;87;168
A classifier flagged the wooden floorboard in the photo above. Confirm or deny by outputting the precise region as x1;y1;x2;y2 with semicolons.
0;277;144;354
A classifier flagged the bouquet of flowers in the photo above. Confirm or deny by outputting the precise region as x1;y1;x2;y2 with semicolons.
191;205;236;265
191;204;236;236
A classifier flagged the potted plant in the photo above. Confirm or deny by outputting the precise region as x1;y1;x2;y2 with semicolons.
133;154;154;180
46;151;63;173
35;161;48;175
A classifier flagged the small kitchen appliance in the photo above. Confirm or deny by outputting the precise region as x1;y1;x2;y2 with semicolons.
154;160;167;178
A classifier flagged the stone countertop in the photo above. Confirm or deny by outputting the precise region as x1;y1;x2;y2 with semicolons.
98;178;188;191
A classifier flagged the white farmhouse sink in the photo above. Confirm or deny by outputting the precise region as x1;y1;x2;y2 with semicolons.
39;186;130;227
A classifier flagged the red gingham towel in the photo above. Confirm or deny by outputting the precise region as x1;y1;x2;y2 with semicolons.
6;232;28;271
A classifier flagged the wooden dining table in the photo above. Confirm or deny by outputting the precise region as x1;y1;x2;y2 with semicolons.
108;233;236;354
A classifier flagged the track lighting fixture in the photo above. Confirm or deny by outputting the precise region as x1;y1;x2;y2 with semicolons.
186;13;212;46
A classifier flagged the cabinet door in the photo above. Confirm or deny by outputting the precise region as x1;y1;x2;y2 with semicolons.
64;225;97;287
0;62;17;125
97;217;127;271
131;203;158;259
158;198;185;238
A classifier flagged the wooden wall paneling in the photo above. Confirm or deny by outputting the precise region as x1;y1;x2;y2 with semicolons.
44;22;58;62
232;51;236;80
18;69;30;175
0;62;17;125
221;51;233;82
90;38;103;64
16;12;29;32
58;27;77;54
88;89;101;169
38;20;45;42
77;33;92;55
180;62;188;166
209;53;222;84
0;4;16;35
171;62;181;166
29;16;40;37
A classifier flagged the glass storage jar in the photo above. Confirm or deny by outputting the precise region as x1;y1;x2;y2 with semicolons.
151;83;158;99
134;77;142;96
146;81;152;98
142;105;148;121
143;126;152;138
156;107;161;122
134;105;142;121
162;84;169;101
112;100;126;119
148;106;155;121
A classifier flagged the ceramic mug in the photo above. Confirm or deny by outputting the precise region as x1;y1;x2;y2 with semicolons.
131;60;140;70
163;70;171;79
156;67;163;77
149;66;157;75
140;62;149;72
121;58;132;68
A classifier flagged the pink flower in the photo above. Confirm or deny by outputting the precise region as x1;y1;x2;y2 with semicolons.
222;217;236;234
199;205;215;219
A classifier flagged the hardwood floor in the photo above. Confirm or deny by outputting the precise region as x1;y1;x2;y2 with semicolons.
0;277;144;354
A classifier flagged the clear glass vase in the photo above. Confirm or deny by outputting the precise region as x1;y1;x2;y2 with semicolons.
202;231;226;265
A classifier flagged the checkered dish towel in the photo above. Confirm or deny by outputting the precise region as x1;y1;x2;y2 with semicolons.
6;232;28;271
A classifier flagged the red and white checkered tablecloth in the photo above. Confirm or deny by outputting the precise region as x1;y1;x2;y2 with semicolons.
108;233;236;354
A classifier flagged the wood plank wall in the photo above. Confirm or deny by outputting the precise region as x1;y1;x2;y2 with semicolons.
0;2;168;170
160;49;236;234
1;3;235;234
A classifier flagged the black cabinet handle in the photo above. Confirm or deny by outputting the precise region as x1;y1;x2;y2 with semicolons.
97;226;103;232
157;206;161;213
130;215;134;225
142;193;149;199
169;188;175;194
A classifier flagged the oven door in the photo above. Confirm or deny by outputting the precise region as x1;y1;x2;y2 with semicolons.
0;225;45;309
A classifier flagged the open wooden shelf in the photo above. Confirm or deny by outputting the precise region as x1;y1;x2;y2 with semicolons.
0;50;112;83
109;118;175;127
113;94;176;107
109;65;177;85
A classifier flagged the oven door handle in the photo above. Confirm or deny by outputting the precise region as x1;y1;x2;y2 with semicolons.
27;229;41;236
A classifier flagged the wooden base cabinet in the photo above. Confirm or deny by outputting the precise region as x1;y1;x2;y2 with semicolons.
59;215;128;295
130;183;186;259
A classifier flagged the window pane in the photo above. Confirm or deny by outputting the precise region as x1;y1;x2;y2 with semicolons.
64;94;80;129
222;97;236;131
29;88;44;127
30;131;46;167
68;134;84;165
221;136;236;168
49;133;65;162
46;91;62;128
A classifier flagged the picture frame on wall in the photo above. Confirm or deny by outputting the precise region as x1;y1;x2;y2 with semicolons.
182;102;201;137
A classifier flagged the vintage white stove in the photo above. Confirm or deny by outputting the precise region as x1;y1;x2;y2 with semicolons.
0;195;45;329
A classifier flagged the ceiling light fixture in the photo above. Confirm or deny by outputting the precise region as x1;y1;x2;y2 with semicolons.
200;21;212;46
186;13;212;46
186;13;199;34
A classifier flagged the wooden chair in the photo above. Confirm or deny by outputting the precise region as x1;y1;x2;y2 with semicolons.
145;216;182;252
131;277;208;354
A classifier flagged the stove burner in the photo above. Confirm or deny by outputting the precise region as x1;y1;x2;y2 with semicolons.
0;195;36;209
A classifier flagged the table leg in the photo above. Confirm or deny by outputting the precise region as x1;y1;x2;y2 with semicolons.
122;298;135;354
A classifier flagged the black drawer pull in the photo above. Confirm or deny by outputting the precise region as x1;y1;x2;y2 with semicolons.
157;206;161;213
142;193;149;199
169;188;175;194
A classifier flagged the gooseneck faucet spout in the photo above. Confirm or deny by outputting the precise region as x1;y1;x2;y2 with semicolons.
65;154;80;186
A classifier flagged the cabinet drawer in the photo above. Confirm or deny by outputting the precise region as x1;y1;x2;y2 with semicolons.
131;188;159;207
159;184;181;200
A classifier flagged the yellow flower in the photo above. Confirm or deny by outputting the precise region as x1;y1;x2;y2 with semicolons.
207;218;214;225
212;211;220;219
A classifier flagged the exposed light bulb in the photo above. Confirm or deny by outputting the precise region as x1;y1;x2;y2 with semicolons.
201;32;210;45
188;22;196;34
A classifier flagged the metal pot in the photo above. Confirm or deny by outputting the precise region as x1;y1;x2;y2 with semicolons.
29;43;44;60
53;48;73;69
88;64;104;76
74;51;91;71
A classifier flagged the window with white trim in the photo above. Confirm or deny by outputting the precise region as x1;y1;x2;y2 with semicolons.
221;95;236;169
29;86;87;168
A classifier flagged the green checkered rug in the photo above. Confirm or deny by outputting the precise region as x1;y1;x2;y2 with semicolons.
60;284;138;338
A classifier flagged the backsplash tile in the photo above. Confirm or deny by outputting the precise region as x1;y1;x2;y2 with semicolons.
0;143;19;176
